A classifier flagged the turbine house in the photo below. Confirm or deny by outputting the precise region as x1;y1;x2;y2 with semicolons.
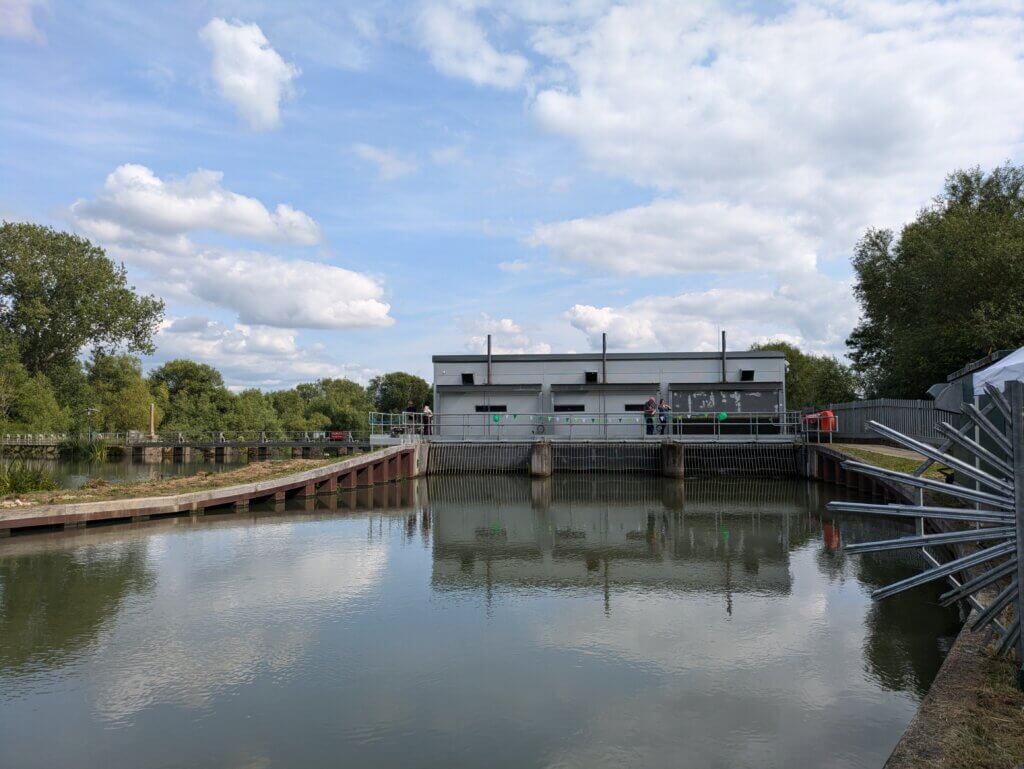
431;349;787;439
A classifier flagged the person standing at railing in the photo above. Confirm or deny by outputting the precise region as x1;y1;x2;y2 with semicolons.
644;396;658;435
658;399;672;435
403;401;419;434
422;403;433;436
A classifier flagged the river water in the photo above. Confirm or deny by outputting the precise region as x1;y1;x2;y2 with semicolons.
0;476;961;769
16;456;250;489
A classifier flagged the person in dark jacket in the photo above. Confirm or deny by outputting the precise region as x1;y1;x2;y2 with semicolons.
644;396;658;435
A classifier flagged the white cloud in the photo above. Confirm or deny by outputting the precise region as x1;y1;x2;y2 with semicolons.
199;17;299;130
566;273;857;355
531;199;817;273
527;1;1024;258
498;259;530;273
419;3;529;89
0;0;46;41
351;143;418;181
464;313;551;354
156;317;380;388
71;164;392;331
72;164;320;245
509;0;1024;348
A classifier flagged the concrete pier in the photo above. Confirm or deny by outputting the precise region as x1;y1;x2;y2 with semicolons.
660;441;685;478
530;440;553;477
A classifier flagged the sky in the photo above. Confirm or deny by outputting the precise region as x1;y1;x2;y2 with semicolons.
2;0;1024;390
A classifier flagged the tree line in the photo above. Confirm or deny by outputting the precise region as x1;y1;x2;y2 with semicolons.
3;163;1023;432
0;222;430;435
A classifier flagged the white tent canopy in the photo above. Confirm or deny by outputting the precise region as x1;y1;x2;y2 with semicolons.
973;346;1024;395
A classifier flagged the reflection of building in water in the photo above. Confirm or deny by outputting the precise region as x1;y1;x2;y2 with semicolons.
428;476;810;608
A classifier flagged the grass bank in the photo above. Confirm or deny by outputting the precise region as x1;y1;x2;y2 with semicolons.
886;623;1024;769
831;443;950;481
0;457;349;509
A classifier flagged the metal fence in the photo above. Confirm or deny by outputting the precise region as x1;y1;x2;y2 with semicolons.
371;411;818;442
1;430;367;447
825;399;955;443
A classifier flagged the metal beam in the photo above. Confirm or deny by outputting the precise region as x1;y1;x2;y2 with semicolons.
840;460;1014;509
844;527;1014;555
827;500;1013;524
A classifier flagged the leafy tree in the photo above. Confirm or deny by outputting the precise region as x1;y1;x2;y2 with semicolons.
295;378;374;431
227;389;282;434
847;164;1024;397
0;223;164;379
148;360;232;434
87;353;159;432
0;358;67;432
270;389;327;431
367;371;432;413
752;341;859;409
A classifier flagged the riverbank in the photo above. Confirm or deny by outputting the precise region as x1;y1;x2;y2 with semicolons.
885;622;1024;769
0;456;342;508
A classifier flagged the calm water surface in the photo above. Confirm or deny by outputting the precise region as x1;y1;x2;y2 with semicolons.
22;457;250;489
0;476;961;769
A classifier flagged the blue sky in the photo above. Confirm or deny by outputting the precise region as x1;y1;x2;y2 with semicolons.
3;0;1024;388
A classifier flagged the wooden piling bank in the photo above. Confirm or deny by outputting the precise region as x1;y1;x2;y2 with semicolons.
0;443;427;536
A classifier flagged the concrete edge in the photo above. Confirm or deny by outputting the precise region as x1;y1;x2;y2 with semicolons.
0;444;416;526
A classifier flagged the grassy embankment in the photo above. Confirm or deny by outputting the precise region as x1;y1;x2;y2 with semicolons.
831;443;950;480
0;455;358;508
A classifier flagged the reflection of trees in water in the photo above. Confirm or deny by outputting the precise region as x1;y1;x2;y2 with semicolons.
0;543;155;673
809;515;962;698
861;579;960;698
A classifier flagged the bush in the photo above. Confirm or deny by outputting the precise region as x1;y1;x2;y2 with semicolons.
0;460;57;496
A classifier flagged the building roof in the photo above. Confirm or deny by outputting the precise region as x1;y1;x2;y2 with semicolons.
433;350;785;364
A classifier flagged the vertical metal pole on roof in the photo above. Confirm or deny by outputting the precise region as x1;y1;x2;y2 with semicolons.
487;334;492;385
602;332;607;384
721;330;727;384
1009;380;1024;663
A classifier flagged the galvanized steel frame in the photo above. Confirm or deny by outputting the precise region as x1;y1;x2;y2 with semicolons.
827;381;1023;656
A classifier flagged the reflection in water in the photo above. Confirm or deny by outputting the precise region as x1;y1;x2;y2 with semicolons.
0;475;961;769
23;456;250;489
0;541;155;674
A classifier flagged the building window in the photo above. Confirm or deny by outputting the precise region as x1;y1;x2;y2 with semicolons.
740;369;755;382
624;404;646;412
554;404;585;412
474;405;507;413
584;371;599;383
461;372;475;385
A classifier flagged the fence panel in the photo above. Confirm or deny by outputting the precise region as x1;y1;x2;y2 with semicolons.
826;399;956;443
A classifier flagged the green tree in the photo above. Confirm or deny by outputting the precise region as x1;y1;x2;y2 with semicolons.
294;378;373;431
227;389;283;434
367;371;432;413
270;389;326;431
847;164;1024;397
87;353;159;432
148;359;232;433
752;341;859;409
0;358;67;432
0;223;164;379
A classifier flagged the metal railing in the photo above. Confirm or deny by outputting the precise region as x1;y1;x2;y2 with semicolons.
1;430;369;447
370;411;825;442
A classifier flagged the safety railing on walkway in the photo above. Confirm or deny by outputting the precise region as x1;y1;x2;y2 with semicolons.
1;430;369;447
370;411;831;442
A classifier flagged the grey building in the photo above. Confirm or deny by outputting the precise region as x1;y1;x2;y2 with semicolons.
431;350;787;438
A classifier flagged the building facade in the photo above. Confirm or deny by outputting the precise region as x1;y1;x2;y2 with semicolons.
431;351;787;438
